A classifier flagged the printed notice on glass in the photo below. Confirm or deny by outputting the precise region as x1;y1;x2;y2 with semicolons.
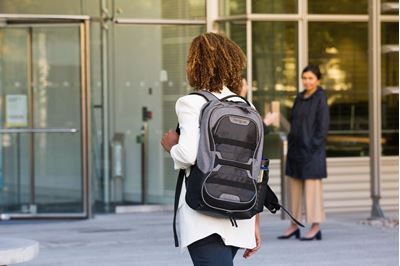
5;94;28;128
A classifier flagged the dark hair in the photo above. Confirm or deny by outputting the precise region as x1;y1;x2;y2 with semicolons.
186;33;246;94
302;64;321;80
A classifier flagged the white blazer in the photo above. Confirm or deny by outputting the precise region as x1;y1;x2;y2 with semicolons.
170;86;256;251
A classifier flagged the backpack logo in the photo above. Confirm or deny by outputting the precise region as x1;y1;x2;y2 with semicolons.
229;116;250;125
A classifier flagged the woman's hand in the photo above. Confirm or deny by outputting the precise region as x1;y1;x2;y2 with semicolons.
161;130;179;153
263;112;279;126
243;214;261;259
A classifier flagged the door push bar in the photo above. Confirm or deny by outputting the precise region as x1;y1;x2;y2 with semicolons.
0;128;79;134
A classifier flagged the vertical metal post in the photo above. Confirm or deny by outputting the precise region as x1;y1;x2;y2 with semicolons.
368;0;384;219
80;21;92;218
27;27;36;213
246;0;253;103
141;121;148;204
101;0;111;207
17;134;21;206
280;134;288;220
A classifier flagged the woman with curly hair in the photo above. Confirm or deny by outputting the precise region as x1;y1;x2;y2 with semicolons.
161;33;261;266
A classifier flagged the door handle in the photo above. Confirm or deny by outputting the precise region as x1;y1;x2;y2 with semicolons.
0;128;79;134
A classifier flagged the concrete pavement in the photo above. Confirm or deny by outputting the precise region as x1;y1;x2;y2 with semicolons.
0;210;398;266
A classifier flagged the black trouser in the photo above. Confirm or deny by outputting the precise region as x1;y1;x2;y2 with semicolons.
187;234;240;266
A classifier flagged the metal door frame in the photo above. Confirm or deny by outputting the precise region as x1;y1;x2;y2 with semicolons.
0;14;91;219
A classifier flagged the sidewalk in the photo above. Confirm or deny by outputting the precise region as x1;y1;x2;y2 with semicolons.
0;210;398;266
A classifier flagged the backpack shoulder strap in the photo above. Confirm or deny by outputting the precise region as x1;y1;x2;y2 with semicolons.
173;169;185;247
173;123;182;247
189;90;219;102
190;90;250;106
220;94;251;106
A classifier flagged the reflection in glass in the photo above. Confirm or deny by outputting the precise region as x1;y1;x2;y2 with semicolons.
0;0;82;15
381;0;399;15
0;26;83;214
218;22;247;55
114;0;205;19
113;25;204;204
381;23;399;155
309;22;369;157
309;0;368;14
0;28;31;213
218;21;247;100
32;27;83;213
252;22;298;159
219;0;246;16
252;0;297;14
89;22;104;208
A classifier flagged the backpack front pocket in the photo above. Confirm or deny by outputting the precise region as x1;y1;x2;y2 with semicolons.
202;165;257;212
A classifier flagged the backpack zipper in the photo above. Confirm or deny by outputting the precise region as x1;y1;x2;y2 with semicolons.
229;214;238;227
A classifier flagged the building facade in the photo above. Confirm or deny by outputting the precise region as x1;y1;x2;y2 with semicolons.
0;0;398;218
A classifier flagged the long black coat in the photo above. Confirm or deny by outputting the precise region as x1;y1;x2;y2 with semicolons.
285;87;329;179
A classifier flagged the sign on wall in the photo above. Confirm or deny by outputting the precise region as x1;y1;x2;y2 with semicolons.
5;94;28;128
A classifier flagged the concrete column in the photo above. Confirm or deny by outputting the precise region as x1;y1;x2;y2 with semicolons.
368;0;384;219
206;0;218;32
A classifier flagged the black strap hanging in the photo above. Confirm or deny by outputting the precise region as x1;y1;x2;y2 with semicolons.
173;169;185;247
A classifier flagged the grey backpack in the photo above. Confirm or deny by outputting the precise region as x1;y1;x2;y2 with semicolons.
172;90;304;247
181;90;264;217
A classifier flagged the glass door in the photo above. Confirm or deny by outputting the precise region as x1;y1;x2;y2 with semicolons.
0;17;90;218
111;24;204;206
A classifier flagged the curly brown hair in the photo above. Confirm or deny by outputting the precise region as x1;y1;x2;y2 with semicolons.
186;33;246;94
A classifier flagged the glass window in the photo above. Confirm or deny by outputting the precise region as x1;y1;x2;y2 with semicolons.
218;21;247;55
85;0;101;17
0;26;84;214
381;0;399;15
218;21;247;91
114;0;205;19
309;0;368;14
309;22;369;157
252;22;298;159
161;25;205;194
219;0;246;16
89;22;104;208
0;0;83;15
252;0;297;14
381;22;399;155
113;25;204;204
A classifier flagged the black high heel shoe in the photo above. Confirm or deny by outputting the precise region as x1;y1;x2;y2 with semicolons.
277;228;300;239
300;230;322;241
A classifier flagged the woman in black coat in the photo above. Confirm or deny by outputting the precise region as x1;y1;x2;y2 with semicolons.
278;65;329;241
